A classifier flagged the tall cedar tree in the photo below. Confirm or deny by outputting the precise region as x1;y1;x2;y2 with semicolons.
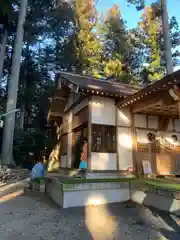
100;4;134;83
139;6;164;81
75;0;102;77
138;4;180;81
128;0;180;75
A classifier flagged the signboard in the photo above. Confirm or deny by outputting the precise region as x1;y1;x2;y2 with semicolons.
142;160;152;174
156;154;173;174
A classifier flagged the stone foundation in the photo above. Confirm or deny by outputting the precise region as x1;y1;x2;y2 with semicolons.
45;178;130;208
49;168;133;179
130;181;180;216
45;176;180;215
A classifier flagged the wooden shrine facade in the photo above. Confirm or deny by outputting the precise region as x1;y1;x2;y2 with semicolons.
48;70;180;174
117;70;180;175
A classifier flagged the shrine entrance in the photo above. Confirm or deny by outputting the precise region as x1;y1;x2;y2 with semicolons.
72;125;88;168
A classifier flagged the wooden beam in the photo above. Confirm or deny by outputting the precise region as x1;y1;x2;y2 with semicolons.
53;87;70;99
51;99;66;113
54;96;67;101
49;111;63;117
72;107;88;129
132;100;163;113
118;70;180;108
47;113;62;124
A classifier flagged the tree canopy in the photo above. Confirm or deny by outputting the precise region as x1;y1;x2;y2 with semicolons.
0;0;179;166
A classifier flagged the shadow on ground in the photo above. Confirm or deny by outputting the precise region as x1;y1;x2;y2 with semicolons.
148;206;180;240
0;186;180;240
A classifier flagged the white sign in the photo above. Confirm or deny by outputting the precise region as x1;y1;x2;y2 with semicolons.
142;160;152;174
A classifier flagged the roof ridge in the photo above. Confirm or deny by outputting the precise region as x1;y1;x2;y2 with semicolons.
59;71;107;82
59;71;140;89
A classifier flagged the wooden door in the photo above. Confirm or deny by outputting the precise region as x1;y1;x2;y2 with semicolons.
71;125;88;168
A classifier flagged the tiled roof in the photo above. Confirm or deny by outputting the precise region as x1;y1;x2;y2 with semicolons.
59;72;140;96
118;69;180;108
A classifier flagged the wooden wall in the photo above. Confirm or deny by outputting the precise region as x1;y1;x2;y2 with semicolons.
60;95;89;168
90;96;117;170
116;108;133;171
134;113;180;175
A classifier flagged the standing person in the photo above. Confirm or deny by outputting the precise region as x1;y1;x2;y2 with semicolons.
79;137;88;171
28;158;45;189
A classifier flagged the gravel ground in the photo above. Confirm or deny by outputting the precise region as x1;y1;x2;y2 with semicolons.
0;188;180;240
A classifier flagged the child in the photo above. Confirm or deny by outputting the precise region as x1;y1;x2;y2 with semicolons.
28;158;45;189
79;138;88;171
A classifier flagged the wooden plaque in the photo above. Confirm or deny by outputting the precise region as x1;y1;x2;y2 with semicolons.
156;154;173;174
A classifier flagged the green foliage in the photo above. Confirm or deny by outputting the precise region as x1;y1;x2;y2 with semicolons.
0;0;13;25
0;0;57;164
57;177;137;184
99;4;137;83
139;6;164;81
13;129;47;166
138;3;180;81
127;0;145;10
74;0;102;77
0;0;180;166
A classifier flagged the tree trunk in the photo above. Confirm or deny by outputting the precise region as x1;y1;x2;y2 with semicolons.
161;0;173;74
19;66;27;131
1;0;28;166
19;102;25;130
0;28;8;82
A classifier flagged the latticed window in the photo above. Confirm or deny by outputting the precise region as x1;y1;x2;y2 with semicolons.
137;141;160;153
137;143;149;152
92;124;116;153
151;141;160;153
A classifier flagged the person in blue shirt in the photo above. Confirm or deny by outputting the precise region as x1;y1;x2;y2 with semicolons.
28;158;45;189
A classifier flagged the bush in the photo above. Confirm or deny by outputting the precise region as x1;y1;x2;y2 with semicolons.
13;129;47;166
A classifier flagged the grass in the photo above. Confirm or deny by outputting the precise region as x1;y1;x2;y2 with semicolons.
56;176;137;184
47;174;180;191
138;178;180;191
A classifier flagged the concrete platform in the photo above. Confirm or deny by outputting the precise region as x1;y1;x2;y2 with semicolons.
48;168;134;179
130;181;180;217
45;177;130;208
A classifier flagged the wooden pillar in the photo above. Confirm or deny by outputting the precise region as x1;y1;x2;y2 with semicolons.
88;97;92;170
178;101;180;119
67;111;73;168
130;110;137;172
115;106;119;170
148;143;152;169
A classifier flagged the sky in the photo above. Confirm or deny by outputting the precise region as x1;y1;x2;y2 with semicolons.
96;0;180;70
96;0;180;29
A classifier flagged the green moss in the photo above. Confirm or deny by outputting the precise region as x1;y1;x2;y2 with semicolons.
138;179;180;191
57;177;137;184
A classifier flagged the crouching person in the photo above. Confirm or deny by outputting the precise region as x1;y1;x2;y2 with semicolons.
28;158;45;190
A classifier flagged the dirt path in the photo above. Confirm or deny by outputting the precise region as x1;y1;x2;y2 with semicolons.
0;185;180;240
